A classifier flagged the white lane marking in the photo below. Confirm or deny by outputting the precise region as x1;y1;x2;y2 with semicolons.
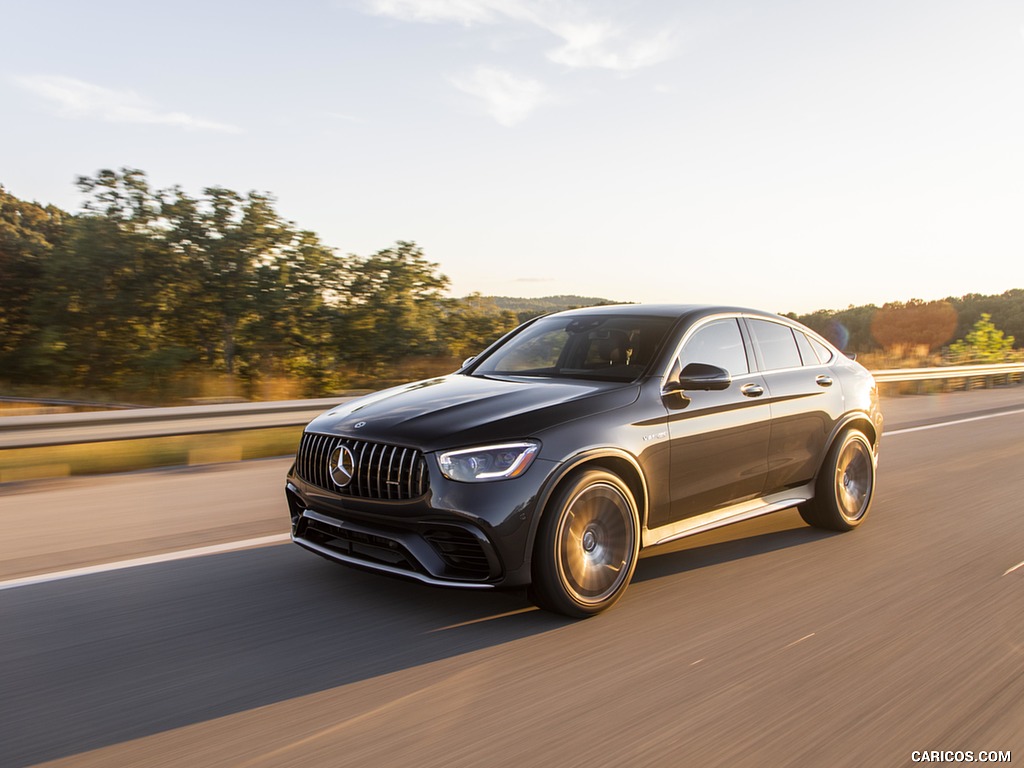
783;633;816;649
886;407;1024;436
1004;560;1024;577
0;533;290;591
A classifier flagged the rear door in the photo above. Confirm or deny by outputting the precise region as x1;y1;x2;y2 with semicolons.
744;318;845;494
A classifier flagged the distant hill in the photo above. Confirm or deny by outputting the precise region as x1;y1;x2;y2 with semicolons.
477;295;624;317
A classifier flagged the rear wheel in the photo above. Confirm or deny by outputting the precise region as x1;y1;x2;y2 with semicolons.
530;469;640;618
799;428;875;531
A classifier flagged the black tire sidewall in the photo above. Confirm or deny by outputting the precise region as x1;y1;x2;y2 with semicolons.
811;428;875;531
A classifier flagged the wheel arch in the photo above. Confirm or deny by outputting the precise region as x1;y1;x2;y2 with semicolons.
525;448;648;567
828;412;879;452
810;412;879;493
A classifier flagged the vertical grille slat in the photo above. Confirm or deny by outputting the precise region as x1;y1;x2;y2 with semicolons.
354;441;368;497
309;434;321;488
367;443;380;498
416;457;427;497
295;433;428;501
385;446;397;500
315;434;329;489
398;448;409;500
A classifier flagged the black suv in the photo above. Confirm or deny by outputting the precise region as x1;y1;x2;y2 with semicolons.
286;304;882;617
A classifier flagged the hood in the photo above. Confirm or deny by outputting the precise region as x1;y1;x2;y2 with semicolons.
305;373;640;451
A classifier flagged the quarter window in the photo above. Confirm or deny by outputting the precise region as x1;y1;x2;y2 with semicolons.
794;330;820;366
809;336;834;363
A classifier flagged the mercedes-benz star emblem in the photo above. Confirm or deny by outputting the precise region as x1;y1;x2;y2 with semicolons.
328;445;356;488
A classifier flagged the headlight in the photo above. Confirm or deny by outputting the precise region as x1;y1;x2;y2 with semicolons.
437;441;540;482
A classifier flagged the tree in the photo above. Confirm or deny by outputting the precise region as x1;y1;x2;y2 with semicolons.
946;290;1024;351
793;304;880;354
870;299;958;356
948;313;1017;363
0;186;69;379
160;183;344;378
32;170;182;388
438;293;519;359
340;242;449;373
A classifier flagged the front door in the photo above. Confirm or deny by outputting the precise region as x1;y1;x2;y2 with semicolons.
655;317;772;528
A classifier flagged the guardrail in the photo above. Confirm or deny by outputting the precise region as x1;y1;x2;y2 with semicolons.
872;362;1024;390
0;398;357;450
1;364;1023;451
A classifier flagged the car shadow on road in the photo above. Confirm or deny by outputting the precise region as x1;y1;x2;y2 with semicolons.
0;508;836;767
633;507;839;583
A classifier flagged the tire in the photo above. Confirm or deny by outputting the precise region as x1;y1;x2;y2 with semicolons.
530;469;640;618
799;428;876;532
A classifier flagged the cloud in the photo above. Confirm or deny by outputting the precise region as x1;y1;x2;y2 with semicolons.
367;0;510;26
545;21;675;71
12;75;240;133
451;67;549;125
365;0;677;73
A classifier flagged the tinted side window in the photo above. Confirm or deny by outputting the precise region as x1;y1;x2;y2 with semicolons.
793;331;836;365
794;330;819;365
680;319;749;376
748;319;801;370
809;337;834;363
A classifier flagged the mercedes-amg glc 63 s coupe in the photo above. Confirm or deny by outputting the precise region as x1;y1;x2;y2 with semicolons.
285;304;882;617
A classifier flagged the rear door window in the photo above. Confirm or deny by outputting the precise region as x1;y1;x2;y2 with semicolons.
748;319;801;371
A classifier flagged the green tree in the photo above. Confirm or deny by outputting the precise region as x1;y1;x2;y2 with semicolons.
35;170;183;388
439;293;519;359
160;183;345;380
948;313;1017;362
340;241;449;373
0;186;69;379
793;304;880;354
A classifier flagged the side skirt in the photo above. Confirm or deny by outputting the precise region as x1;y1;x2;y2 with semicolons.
642;483;815;549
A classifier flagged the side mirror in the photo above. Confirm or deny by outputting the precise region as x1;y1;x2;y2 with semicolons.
674;362;732;391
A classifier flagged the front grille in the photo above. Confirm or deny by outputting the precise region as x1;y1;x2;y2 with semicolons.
295;433;429;500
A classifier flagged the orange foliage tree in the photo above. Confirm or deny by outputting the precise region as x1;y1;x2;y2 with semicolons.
870;300;958;356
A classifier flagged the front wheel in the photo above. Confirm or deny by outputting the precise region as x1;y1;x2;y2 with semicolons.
530;469;640;618
799;428;876;531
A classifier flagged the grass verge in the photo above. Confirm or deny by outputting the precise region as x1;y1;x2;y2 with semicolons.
0;426;303;483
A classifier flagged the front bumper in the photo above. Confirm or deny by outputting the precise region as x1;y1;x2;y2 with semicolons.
292;508;496;588
285;457;554;588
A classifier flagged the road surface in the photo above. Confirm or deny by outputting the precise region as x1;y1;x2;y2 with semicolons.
1;388;1022;767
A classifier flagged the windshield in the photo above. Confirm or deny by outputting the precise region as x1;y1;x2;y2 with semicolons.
470;314;677;382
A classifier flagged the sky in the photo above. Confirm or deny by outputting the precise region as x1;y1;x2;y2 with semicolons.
2;0;1022;314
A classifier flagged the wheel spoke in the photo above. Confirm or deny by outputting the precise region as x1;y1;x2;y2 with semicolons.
835;439;872;521
556;481;636;604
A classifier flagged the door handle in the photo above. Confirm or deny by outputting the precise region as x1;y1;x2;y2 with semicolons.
741;383;764;398
815;375;833;387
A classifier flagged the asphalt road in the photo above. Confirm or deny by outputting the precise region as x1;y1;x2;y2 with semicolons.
1;389;1022;767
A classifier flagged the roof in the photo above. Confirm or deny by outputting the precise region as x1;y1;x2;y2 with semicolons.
550;303;788;322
